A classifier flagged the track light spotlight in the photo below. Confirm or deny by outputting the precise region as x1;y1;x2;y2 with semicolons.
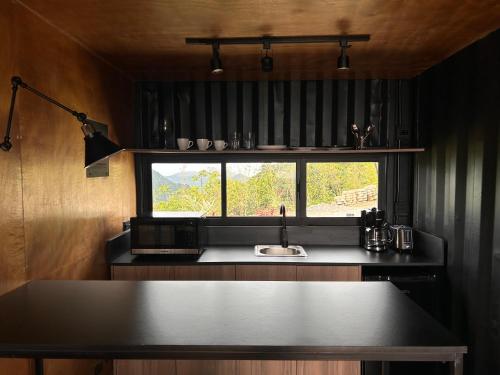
337;39;350;70
187;35;370;72
261;54;273;72
261;39;273;72
210;43;223;74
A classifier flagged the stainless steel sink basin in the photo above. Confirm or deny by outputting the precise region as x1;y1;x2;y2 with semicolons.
254;245;307;257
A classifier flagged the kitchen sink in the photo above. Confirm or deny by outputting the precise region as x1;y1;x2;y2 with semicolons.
254;245;307;257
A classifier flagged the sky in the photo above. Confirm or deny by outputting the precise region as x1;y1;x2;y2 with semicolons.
152;162;294;178
152;163;220;177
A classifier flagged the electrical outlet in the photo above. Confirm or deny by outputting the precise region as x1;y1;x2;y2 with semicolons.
398;128;410;138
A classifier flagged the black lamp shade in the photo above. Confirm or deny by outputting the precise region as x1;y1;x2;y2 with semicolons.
337;51;350;70
261;55;273;72
211;57;223;74
84;131;123;168
210;45;224;74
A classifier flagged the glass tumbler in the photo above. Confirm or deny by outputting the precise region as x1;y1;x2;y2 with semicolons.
230;131;240;150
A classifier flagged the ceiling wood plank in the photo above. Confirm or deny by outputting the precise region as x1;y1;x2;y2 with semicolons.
16;0;500;80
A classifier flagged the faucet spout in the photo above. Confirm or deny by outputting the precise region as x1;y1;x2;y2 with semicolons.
279;204;288;248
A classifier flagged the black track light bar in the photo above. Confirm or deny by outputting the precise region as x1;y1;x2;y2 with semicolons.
186;34;370;46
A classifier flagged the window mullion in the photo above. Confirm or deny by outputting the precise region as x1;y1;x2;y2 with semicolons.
221;161;227;217
298;159;307;222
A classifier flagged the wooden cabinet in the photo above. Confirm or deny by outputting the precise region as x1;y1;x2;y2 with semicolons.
112;264;361;375
297;360;359;375
174;265;235;280
114;360;175;375
112;265;235;281
236;265;297;281
112;266;175;280
238;360;296;375
296;266;361;281
176;360;236;375
114;360;358;375
111;265;362;282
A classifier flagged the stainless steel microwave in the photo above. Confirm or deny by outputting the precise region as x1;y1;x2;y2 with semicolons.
130;216;205;255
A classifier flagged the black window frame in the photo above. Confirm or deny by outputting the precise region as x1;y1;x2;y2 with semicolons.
136;153;386;226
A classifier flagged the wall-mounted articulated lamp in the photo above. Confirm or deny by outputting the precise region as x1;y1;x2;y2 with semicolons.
0;76;123;168
186;34;370;74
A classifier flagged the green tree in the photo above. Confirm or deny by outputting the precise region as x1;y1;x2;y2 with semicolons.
227;163;296;216
153;170;221;216
307;162;378;206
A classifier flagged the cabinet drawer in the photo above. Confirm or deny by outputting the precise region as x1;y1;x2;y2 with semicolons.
296;266;361;281
174;265;235;280
112;266;174;280
235;265;297;281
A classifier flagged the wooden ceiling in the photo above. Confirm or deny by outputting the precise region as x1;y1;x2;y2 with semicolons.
16;0;500;80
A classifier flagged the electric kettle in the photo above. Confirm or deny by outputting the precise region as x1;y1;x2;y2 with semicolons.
390;225;414;252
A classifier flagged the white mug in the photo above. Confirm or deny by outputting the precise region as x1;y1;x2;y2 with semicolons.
177;138;193;151
214;140;228;151
196;138;213;151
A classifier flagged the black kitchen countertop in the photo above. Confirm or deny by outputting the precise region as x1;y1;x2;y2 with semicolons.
0;280;465;360
110;245;444;267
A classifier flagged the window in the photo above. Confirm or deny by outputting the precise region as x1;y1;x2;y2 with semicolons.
227;162;296;216
306;162;379;217
152;163;221;217
144;156;382;224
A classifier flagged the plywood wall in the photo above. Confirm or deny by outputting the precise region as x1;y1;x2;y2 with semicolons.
0;1;136;374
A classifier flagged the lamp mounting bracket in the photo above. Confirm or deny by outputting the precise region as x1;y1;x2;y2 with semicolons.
186;34;370;46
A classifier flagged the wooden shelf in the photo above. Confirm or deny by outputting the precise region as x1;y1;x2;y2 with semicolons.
125;147;425;155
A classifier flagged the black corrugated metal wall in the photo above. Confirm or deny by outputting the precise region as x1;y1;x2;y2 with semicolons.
135;79;417;225
136;79;415;149
414;29;500;374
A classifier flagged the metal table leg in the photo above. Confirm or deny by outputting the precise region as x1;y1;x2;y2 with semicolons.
451;354;463;375
34;358;44;375
381;361;390;375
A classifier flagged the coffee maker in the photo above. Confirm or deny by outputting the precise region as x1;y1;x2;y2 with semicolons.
360;208;391;252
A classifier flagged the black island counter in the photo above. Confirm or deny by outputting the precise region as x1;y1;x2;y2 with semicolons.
0;281;466;374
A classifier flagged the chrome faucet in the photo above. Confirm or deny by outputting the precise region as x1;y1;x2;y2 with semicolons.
280;204;288;248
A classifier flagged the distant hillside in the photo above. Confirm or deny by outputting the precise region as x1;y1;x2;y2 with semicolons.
228;173;249;182
166;171;218;187
166;171;200;185
152;170;184;193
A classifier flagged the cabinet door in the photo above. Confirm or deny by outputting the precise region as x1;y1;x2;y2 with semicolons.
174;265;235;280
112;265;175;280
238;360;296;375
297;361;360;375
0;359;31;375
235;265;297;281
296;266;361;281
176;360;236;375
114;360;175;375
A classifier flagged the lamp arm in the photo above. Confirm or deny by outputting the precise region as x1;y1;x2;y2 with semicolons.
1;76;89;152
0;78;19;151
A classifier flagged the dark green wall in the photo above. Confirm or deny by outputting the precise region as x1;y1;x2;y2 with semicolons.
414;29;500;374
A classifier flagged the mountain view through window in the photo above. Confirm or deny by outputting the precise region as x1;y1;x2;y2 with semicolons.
152;163;221;216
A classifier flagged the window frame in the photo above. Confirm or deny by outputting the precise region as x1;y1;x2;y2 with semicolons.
137;153;386;226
